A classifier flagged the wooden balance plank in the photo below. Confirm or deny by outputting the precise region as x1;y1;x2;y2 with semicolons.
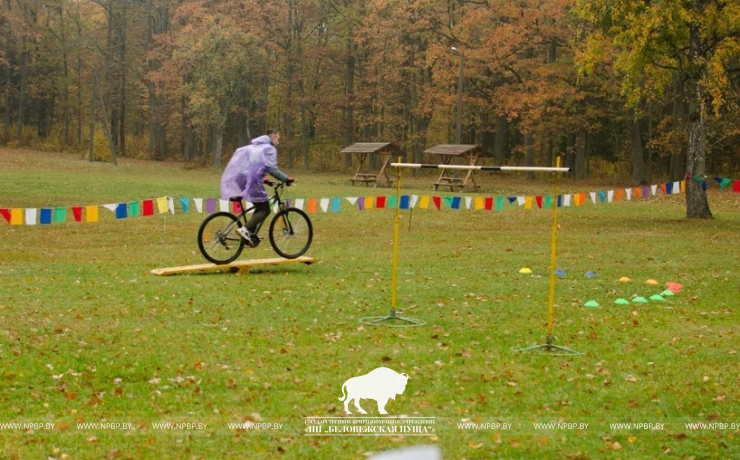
150;256;316;276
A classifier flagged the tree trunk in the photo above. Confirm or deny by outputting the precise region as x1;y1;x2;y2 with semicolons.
146;0;167;159
89;78;96;162
76;15;83;146
118;0;127;156
3;60;10;144
58;5;70;148
524;133;535;180
17;34;27;142
684;16;712;219
213;123;223;167
630;117;646;185
575;126;587;180
493;115;508;164
301;102;310;169
343;31;356;167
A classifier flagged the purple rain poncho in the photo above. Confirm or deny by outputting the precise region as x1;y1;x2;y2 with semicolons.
220;135;289;202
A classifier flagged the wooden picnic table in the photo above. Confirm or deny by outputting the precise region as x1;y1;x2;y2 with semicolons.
424;144;483;191
342;142;402;187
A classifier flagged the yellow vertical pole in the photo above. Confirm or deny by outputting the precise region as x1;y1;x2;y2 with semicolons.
546;157;562;336
391;157;402;311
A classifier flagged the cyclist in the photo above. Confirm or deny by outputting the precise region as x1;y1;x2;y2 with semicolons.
220;129;293;247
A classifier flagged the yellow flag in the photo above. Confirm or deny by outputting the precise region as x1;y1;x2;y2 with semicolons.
86;206;99;223
364;196;374;210
680;180;686;193
524;196;533;209
474;197;484;210
419;196;430;209
10;208;23;225
157;197;168;214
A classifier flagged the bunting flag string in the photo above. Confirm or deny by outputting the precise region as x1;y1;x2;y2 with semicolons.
3;177;740;226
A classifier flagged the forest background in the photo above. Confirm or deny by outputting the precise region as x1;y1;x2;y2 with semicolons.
1;0;739;213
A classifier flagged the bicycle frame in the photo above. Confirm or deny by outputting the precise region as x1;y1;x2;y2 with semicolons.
231;182;287;233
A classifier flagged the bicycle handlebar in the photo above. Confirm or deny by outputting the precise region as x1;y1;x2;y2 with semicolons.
263;179;293;188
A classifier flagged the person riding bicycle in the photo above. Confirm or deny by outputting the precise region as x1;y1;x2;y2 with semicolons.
220;129;293;247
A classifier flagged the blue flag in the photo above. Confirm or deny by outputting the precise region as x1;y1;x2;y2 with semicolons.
116;203;128;219
399;195;410;210
40;208;52;225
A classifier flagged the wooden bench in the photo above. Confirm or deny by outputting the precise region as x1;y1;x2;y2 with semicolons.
423;144;484;191
341;142;403;187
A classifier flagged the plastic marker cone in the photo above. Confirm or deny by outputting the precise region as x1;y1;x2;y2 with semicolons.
665;282;684;294
584;271;597;278
660;290;675;297
618;277;631;282
645;279;659;285
519;267;532;274
632;297;648;303
584;300;599;307
614;298;630;305
555;269;566;277
649;295;664;301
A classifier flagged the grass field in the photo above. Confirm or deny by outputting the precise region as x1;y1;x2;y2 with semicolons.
1;148;740;459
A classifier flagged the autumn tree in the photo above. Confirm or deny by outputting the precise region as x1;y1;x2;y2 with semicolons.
577;0;740;218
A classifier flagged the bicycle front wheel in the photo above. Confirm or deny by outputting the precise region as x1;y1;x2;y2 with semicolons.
268;208;313;259
197;212;245;264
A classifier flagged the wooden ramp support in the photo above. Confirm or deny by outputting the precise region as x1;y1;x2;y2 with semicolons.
149;256;317;276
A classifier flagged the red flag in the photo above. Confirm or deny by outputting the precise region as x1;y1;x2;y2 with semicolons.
0;209;10;223
72;207;83;222
484;197;493;210
376;196;386;208
734;180;740;193
660;183;667;194
432;196;441;210
143;200;154;216
535;196;543;208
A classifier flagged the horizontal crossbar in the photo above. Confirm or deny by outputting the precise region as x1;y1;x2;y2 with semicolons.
391;163;570;173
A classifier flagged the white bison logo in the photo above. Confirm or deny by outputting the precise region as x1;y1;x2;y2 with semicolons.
338;367;409;415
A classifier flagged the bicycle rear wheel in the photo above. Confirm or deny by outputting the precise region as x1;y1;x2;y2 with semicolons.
268;208;313;259
197;212;245;264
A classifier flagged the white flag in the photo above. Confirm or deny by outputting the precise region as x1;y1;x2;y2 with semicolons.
25;208;37;225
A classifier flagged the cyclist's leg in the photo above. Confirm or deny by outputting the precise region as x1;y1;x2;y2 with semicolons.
246;201;271;234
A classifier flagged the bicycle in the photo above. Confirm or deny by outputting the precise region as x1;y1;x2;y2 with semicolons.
197;180;313;264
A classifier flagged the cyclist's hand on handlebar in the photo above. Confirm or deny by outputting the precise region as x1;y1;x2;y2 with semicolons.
286;177;295;186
